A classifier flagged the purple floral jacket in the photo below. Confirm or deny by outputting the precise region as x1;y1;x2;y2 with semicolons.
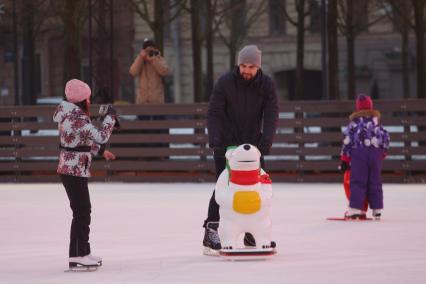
53;101;115;177
340;109;390;162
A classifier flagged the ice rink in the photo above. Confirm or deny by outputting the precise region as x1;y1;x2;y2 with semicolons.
0;182;425;284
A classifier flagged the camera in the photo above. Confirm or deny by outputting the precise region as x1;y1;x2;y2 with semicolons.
149;50;159;57
99;104;120;130
99;104;115;117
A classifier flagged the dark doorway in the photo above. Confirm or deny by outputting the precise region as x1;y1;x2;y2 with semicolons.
274;69;323;100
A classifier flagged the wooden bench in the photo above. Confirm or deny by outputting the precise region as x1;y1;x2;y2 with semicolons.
0;99;425;183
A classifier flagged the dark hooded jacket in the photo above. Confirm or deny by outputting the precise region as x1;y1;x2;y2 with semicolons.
207;67;278;155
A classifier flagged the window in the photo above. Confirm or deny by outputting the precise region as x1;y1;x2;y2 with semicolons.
308;0;321;34
269;0;286;35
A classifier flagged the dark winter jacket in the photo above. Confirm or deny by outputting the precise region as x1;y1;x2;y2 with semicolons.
207;67;278;155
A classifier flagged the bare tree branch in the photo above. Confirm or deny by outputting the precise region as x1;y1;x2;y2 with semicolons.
383;0;415;30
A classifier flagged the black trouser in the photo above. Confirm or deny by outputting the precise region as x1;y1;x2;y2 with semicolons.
203;155;266;228
60;174;92;257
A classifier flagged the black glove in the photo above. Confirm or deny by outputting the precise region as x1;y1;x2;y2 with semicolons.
339;160;350;173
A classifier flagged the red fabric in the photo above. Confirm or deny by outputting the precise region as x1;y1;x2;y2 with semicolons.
229;169;272;185
230;169;260;185
356;95;373;111
260;174;272;184
340;155;351;163
229;170;272;185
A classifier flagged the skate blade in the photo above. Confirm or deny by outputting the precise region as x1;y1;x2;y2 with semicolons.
65;263;99;272
327;217;373;221
219;247;277;261
203;246;220;257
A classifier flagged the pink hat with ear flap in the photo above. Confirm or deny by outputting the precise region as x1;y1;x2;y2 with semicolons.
65;79;91;103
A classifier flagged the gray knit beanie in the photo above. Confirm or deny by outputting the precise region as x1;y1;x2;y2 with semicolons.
238;45;261;67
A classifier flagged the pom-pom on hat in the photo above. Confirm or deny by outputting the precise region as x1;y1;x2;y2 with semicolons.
65;79;91;103
238;45;261;67
142;38;156;49
356;95;373;111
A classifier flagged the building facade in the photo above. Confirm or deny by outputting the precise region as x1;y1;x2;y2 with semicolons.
133;0;416;103
0;0;417;106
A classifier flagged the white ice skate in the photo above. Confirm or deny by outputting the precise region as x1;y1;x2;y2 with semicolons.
344;208;365;220
372;209;382;220
65;255;100;272
87;254;102;265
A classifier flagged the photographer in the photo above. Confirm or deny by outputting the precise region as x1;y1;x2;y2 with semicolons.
129;38;169;104
129;38;170;152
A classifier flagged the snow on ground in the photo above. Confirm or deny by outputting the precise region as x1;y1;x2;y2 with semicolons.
0;182;425;284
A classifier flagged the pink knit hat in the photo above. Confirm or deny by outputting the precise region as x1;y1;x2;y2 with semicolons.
356;95;373;111
65;79;91;103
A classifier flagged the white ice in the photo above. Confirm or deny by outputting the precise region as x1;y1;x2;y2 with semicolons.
0;182;425;284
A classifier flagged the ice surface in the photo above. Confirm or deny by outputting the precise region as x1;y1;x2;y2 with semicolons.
0;182;425;284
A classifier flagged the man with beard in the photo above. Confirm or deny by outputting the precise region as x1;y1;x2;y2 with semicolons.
202;45;279;254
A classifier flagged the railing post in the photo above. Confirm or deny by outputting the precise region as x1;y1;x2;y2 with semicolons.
11;109;21;182
294;104;304;181
400;102;412;181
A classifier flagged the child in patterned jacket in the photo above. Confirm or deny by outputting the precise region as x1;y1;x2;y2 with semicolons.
340;95;390;219
53;79;118;269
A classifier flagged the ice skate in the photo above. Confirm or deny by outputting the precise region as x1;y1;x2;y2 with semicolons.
203;222;221;256
87;254;102;266
372;209;382;220
344;208;366;220
65;255;100;272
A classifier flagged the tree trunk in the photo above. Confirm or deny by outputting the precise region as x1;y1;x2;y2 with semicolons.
327;0;339;100
229;1;241;69
346;0;356;100
295;0;305;100
154;0;164;54
229;44;237;69
413;1;425;98
401;18;410;98
12;0;20;105
347;33;356;99
22;1;36;105
64;0;83;81
190;0;203;102
205;0;214;101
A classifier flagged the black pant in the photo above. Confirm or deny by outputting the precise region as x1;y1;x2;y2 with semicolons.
203;155;266;227
60;174;92;257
